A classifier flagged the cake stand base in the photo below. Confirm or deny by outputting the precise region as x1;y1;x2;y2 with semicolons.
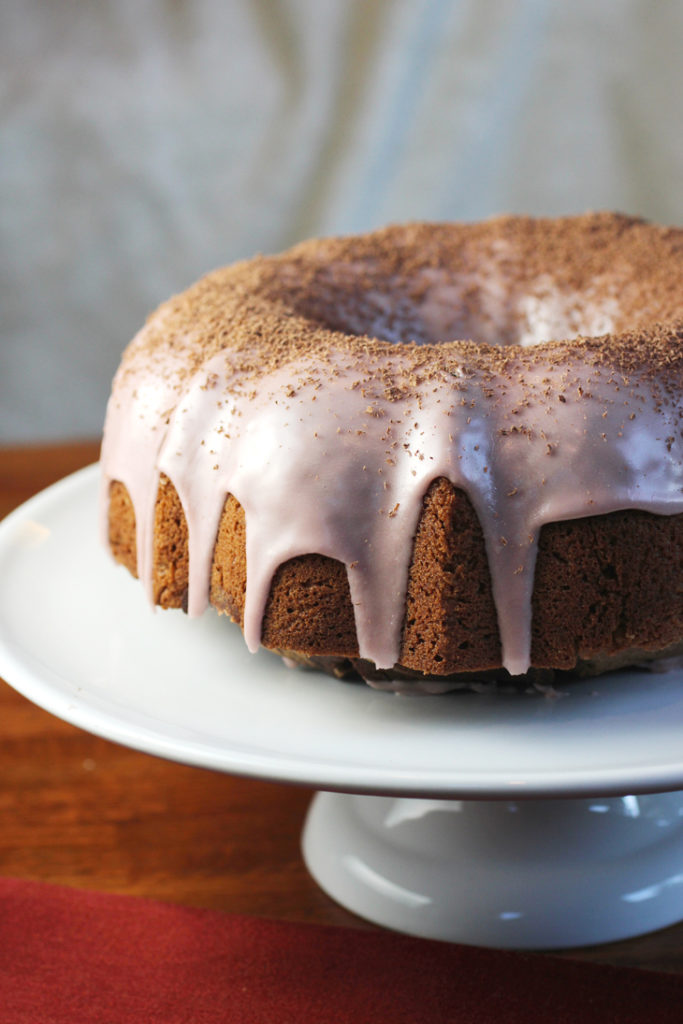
302;790;683;949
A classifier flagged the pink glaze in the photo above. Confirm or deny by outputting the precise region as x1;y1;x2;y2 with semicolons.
100;283;683;677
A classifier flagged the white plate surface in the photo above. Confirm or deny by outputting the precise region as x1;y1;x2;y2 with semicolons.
0;464;682;798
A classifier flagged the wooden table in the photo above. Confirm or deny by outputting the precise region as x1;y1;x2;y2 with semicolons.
0;442;681;974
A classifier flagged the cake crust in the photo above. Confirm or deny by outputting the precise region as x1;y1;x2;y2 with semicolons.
109;476;683;680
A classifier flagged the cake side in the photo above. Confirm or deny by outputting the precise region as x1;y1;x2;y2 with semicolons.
107;475;683;679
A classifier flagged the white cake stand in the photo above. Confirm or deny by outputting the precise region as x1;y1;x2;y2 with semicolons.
1;465;683;950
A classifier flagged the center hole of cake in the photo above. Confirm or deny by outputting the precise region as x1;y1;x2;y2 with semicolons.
304;268;619;348
397;273;619;347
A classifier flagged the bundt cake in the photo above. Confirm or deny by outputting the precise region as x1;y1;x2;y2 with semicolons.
101;213;683;688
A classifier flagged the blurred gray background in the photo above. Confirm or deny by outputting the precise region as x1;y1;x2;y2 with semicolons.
2;0;682;443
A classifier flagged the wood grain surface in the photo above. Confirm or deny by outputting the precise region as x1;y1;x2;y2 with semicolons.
0;442;681;973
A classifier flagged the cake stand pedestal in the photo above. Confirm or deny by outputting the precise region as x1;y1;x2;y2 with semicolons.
1;465;683;951
303;790;683;948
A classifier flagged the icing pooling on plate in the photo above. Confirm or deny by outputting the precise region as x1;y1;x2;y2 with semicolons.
101;292;683;676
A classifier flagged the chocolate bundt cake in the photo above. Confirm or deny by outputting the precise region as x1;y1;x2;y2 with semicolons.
101;213;683;688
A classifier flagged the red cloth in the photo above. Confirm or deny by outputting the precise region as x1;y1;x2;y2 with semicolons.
0;878;680;1023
